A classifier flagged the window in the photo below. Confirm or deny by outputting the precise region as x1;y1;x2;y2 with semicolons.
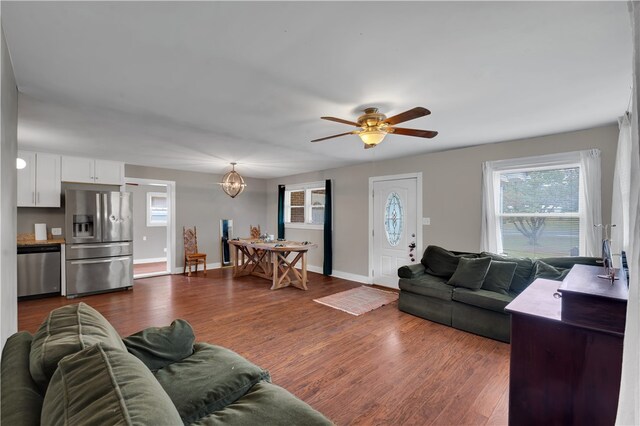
147;192;168;227
285;182;325;229
482;150;602;258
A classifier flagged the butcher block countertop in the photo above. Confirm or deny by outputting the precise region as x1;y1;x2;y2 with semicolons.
17;233;65;247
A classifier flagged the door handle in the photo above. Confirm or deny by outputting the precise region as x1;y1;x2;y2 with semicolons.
70;242;130;249
70;256;131;265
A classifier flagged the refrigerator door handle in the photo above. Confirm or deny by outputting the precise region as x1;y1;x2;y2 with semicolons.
70;256;131;265
96;192;103;242
69;242;131;249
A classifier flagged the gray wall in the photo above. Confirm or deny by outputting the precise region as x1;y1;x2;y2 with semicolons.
128;183;167;261
125;165;267;269
1;24;18;349
266;125;619;278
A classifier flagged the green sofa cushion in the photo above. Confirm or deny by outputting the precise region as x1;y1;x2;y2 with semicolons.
123;319;195;372
452;288;514;314
41;344;183;426
1;332;43;426
447;257;492;289
421;245;475;278
154;342;271;424
192;381;333;426
480;252;534;294
397;263;426;279
538;256;600;270
398;275;453;301
532;260;570;281
482;260;518;295
29;302;127;391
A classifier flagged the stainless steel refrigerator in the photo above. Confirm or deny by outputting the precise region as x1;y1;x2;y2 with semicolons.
65;190;133;297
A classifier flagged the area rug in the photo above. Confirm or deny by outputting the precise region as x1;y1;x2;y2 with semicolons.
313;286;399;316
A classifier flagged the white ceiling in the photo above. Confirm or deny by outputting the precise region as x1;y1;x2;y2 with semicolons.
2;1;632;179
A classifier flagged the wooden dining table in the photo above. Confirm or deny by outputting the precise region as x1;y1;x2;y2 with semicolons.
228;239;318;290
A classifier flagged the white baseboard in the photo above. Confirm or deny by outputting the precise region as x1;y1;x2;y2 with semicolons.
134;257;167;265
172;262;221;274
306;265;371;284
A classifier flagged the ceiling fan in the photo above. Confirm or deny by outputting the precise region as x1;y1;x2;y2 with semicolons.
311;106;438;149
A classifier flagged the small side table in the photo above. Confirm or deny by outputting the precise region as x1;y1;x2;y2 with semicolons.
505;265;627;426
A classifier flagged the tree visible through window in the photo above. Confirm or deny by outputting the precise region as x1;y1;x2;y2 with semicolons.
498;166;580;258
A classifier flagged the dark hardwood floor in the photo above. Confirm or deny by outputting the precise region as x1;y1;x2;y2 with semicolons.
18;269;510;425
133;261;167;275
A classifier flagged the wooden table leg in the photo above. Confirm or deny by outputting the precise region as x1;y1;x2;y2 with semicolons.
271;251;278;290
301;250;308;290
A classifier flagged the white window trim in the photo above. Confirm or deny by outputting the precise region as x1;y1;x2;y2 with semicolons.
481;150;602;257
284;181;325;230
146;191;168;227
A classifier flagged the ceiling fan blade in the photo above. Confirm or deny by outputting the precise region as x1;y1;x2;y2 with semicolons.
311;131;356;142
384;107;431;126
321;116;360;127
390;127;438;138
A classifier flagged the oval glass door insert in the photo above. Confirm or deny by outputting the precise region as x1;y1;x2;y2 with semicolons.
384;192;403;246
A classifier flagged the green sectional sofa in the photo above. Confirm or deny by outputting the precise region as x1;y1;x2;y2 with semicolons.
398;245;600;342
1;303;332;426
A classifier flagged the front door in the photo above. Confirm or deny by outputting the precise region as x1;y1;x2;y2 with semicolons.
372;178;418;288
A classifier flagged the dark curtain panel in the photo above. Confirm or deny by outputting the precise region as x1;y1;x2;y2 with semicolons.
277;185;285;239
323;179;333;275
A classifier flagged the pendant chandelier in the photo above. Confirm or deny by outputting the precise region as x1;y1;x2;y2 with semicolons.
219;162;246;198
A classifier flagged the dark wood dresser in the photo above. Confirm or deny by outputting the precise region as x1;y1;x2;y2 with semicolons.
505;265;628;426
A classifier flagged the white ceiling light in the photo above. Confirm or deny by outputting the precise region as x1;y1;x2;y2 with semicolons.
358;129;387;146
218;163;246;198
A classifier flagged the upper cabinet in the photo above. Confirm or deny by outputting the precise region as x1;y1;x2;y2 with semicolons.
17;151;61;207
94;160;125;185
61;156;124;186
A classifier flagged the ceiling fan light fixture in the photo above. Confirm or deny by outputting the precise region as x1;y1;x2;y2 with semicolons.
219;162;246;198
359;129;387;146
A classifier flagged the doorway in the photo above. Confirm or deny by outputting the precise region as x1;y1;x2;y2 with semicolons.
369;173;422;288
122;178;176;279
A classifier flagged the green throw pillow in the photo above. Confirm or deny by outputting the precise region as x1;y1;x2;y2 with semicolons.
447;257;492;289
532;260;570;281
480;252;535;294
421;245;475;278
29;302;127;391
482;260;518;295
41;344;183;426
123;319;195;371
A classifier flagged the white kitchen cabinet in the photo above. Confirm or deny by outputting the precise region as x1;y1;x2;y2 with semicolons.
61;156;124;185
94;160;124;185
61;156;95;184
17;151;61;207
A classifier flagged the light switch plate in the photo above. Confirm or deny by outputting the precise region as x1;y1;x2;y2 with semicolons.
422;217;431;226
51;227;62;236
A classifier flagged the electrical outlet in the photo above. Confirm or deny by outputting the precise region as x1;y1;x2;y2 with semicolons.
51;228;62;236
143;236;147;241
422;217;431;226
163;248;167;253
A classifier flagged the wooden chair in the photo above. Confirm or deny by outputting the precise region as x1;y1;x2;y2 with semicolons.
250;225;261;239
183;226;207;277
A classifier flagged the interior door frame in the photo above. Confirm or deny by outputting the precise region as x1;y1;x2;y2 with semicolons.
368;173;423;285
121;177;176;278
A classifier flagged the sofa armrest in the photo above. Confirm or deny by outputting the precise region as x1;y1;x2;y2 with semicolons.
123;319;195;371
398;263;427;279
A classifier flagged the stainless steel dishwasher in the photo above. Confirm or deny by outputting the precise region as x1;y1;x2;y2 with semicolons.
17;245;61;297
